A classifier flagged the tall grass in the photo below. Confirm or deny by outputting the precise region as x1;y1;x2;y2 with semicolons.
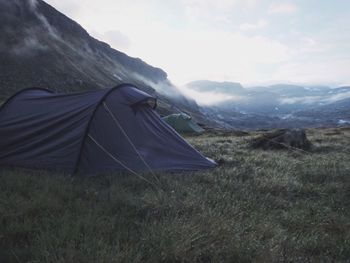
1;128;349;262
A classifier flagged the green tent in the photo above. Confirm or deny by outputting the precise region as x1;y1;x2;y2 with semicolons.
163;113;205;133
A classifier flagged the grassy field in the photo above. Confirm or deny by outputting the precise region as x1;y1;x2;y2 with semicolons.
1;128;350;262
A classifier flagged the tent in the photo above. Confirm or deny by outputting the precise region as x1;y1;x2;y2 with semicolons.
0;84;216;174
163;113;205;133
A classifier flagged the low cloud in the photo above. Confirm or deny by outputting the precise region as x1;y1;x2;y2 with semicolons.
326;91;350;103
280;91;350;105
179;85;246;105
12;34;48;56
29;0;61;40
10;0;88;58
280;96;323;105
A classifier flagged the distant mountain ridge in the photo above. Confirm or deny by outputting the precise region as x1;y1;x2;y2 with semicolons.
186;80;245;94
188;80;350;129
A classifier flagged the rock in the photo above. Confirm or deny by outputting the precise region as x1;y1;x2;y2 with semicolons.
250;129;311;150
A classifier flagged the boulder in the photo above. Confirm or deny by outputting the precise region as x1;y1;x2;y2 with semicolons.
250;129;311;150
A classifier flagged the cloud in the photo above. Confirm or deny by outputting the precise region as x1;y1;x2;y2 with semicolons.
280;91;350;105
239;19;268;31
11;34;48;56
9;0;59;56
128;29;291;84
178;86;246;105
280;96;323;105
297;37;327;54
272;58;350;85
29;0;61;40
268;3;297;14
326;91;350;103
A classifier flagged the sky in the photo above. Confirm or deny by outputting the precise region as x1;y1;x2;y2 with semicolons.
45;0;350;87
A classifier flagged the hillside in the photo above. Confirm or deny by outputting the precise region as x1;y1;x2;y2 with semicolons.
0;0;163;94
0;0;218;125
1;128;349;262
294;97;350;123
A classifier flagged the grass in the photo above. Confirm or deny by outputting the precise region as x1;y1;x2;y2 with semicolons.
1;128;350;262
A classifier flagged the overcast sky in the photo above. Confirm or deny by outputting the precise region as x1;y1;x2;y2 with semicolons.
45;0;350;87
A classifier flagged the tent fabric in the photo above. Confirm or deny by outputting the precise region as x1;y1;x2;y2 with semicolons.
163;113;205;133
0;84;216;174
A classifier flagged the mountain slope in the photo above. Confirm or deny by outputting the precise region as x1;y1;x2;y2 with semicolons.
0;0;212;125
294;97;350;121
0;0;161;94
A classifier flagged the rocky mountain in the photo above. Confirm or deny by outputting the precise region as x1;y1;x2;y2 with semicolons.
0;0;218;126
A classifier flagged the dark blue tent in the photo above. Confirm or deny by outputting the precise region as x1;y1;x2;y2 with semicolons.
0;84;216;174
